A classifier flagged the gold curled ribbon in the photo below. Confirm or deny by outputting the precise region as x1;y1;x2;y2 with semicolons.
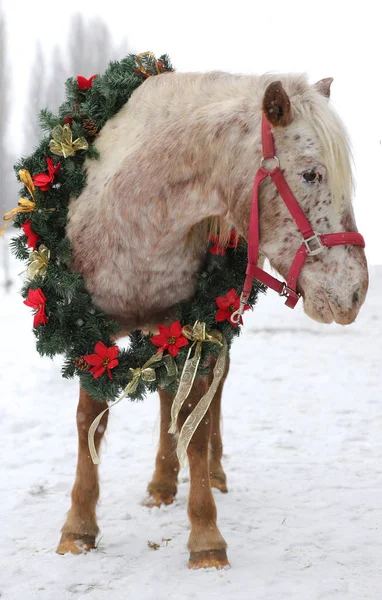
135;51;162;76
27;244;50;279
49;124;89;158
167;321;226;466
88;352;178;464
19;169;36;198
1;198;35;237
1;169;36;237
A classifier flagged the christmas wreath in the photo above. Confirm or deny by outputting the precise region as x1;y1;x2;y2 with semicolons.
3;52;265;404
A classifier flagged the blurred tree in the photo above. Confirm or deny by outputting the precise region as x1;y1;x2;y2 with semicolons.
0;8;12;290
24;42;46;153
68;13;125;77
25;12;129;152
45;45;67;114
0;13;7;189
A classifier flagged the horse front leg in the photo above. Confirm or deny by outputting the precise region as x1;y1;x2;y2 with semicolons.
209;356;230;493
179;375;229;569
144;388;180;507
57;386;108;555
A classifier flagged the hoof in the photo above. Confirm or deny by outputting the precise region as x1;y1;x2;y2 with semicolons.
142;490;176;508
210;474;228;493
189;549;230;569
56;533;96;555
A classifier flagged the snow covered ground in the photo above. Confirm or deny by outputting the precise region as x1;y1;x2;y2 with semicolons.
1;254;381;600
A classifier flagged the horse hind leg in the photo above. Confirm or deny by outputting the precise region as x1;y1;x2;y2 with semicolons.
57;386;108;555
180;375;229;569
143;388;180;507
209;356;229;493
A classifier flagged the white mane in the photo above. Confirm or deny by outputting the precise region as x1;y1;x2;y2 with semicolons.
256;73;353;207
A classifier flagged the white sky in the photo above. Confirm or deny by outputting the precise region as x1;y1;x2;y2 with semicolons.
3;0;382;263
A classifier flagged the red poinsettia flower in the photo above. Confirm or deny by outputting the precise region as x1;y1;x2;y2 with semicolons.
22;220;39;250
150;321;189;357
84;341;119;379
23;287;48;327
209;229;240;255
77;75;97;90
33;157;61;191
215;288;249;327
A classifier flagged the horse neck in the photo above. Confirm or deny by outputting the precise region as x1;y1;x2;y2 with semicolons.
68;73;265;325
123;72;262;241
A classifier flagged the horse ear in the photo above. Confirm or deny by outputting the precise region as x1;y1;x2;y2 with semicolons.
262;81;292;127
314;77;333;98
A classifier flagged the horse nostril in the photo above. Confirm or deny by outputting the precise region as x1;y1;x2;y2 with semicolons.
352;290;360;306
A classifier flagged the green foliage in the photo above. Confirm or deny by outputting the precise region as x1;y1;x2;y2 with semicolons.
10;52;265;403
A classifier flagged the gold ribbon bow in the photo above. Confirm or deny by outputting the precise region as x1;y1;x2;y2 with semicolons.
125;351;171;395
49;124;89;158
27;244;50;279
1;170;36;237
88;352;177;464
168;321;227;466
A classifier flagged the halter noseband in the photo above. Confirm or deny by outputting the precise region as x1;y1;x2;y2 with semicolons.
231;115;365;323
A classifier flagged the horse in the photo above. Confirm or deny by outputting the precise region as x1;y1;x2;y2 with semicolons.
56;70;368;569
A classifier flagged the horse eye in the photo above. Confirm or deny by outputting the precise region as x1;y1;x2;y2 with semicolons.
301;169;322;183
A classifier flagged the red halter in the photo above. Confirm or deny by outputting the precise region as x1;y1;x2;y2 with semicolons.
231;115;365;323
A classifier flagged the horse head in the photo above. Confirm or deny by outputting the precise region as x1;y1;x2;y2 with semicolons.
230;76;368;325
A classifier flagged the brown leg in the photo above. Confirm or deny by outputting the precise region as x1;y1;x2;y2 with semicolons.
209;357;230;493
144;389;180;507
57;386;108;555
179;375;229;569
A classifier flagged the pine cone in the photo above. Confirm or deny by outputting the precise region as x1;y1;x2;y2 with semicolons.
74;356;90;371
82;120;98;137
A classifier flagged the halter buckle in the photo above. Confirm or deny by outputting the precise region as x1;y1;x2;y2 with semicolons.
230;291;250;324
303;233;324;256
279;283;300;299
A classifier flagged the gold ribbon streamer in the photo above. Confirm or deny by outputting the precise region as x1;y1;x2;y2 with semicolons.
27;244;50;279
175;337;227;467
88;395;125;465
49;124;89;158
168;321;222;435
88;352;178;464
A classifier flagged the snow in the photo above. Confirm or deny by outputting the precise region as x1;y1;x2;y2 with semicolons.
1;256;381;600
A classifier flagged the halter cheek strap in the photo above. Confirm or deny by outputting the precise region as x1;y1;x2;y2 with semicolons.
231;116;365;321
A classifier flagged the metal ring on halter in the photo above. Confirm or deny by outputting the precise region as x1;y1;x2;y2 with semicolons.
230;292;249;324
260;155;280;171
